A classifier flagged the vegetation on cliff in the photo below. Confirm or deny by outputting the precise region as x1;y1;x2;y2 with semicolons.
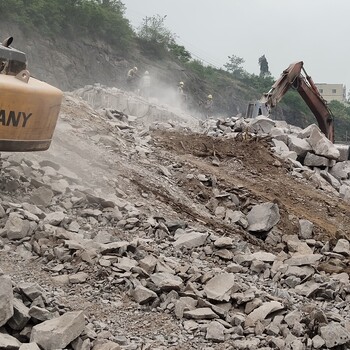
2;0;350;139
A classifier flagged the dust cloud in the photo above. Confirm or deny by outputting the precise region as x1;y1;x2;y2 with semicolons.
132;72;206;122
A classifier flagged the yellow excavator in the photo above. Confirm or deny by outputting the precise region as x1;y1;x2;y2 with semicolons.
0;37;63;152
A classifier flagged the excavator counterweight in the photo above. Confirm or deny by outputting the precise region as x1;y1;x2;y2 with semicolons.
0;37;63;151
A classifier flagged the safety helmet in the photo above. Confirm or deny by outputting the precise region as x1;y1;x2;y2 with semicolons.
133;66;138;72
207;94;212;99
179;81;184;86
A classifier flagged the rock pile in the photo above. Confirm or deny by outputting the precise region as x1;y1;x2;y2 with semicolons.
0;271;88;350
205;115;350;202
1;93;350;349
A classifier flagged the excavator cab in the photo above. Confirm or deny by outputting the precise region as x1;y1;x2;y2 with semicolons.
0;37;63;151
0;37;27;75
246;101;269;118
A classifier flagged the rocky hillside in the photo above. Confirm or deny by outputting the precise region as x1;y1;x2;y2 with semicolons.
0;21;253;117
1;85;350;349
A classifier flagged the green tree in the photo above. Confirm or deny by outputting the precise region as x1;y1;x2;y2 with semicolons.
0;0;133;49
137;15;175;47
328;100;350;141
168;43;191;63
224;55;245;77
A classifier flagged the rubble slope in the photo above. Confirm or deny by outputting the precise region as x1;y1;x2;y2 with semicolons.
1;90;350;350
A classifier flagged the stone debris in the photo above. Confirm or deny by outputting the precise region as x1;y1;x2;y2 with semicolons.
0;273;86;350
1;89;350;349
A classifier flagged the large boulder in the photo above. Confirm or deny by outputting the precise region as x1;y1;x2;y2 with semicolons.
247;202;280;232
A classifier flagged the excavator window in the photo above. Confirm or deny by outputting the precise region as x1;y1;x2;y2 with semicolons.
0;46;27;75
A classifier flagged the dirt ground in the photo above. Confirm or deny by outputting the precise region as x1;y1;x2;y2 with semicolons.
151;129;350;244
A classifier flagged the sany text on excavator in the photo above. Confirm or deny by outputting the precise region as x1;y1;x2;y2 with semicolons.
246;61;335;142
0;37;63;152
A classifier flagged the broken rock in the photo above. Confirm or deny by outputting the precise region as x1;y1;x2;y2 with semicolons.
245;301;284;327
204;273;237;302
30;311;85;350
247;202;280;232
0;275;14;327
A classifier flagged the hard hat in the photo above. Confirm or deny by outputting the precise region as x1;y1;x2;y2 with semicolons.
207;94;212;99
133;66;138;71
179;81;184;86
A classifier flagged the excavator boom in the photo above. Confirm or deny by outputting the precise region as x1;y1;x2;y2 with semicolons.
247;61;335;142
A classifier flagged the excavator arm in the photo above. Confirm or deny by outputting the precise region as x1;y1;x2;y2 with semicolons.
247;61;335;142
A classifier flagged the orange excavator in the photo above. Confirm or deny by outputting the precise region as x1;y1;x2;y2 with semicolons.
246;61;335;142
0;37;63;151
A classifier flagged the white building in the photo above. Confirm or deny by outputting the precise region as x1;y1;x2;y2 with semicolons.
315;83;346;103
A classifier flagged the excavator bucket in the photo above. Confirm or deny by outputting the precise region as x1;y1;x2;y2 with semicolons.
0;37;63;152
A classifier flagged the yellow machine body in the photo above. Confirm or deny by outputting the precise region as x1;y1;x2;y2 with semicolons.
0;73;63;151
0;36;63;152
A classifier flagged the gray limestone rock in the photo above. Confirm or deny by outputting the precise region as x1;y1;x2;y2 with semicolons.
150;272;183;291
205;321;225;342
69;272;89;284
284;254;323;266
245;301;284;327
204;273;237;302
8;298;30;330
29;187;54;207
18;282;45;301
92;340;121;350
247;202;280;232
320;322;350;348
287;135;312;157
232;338;260;349
29;306;53;321
329;161;350;180
298;219;313;239
138;255;158;274
249;116;275;134
320;170;340;190
131;285;157;305
0;333;22;349
333;239;350;256
174;297;197;319
19;343;41;350
0;275;14;327
312;335;325;349
30;311;85;350
4;214;31;240
173;231;208;249
307;127;340;160
304;152;332;167
43;211;66;226
213;237;233;248
183;307;218;320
